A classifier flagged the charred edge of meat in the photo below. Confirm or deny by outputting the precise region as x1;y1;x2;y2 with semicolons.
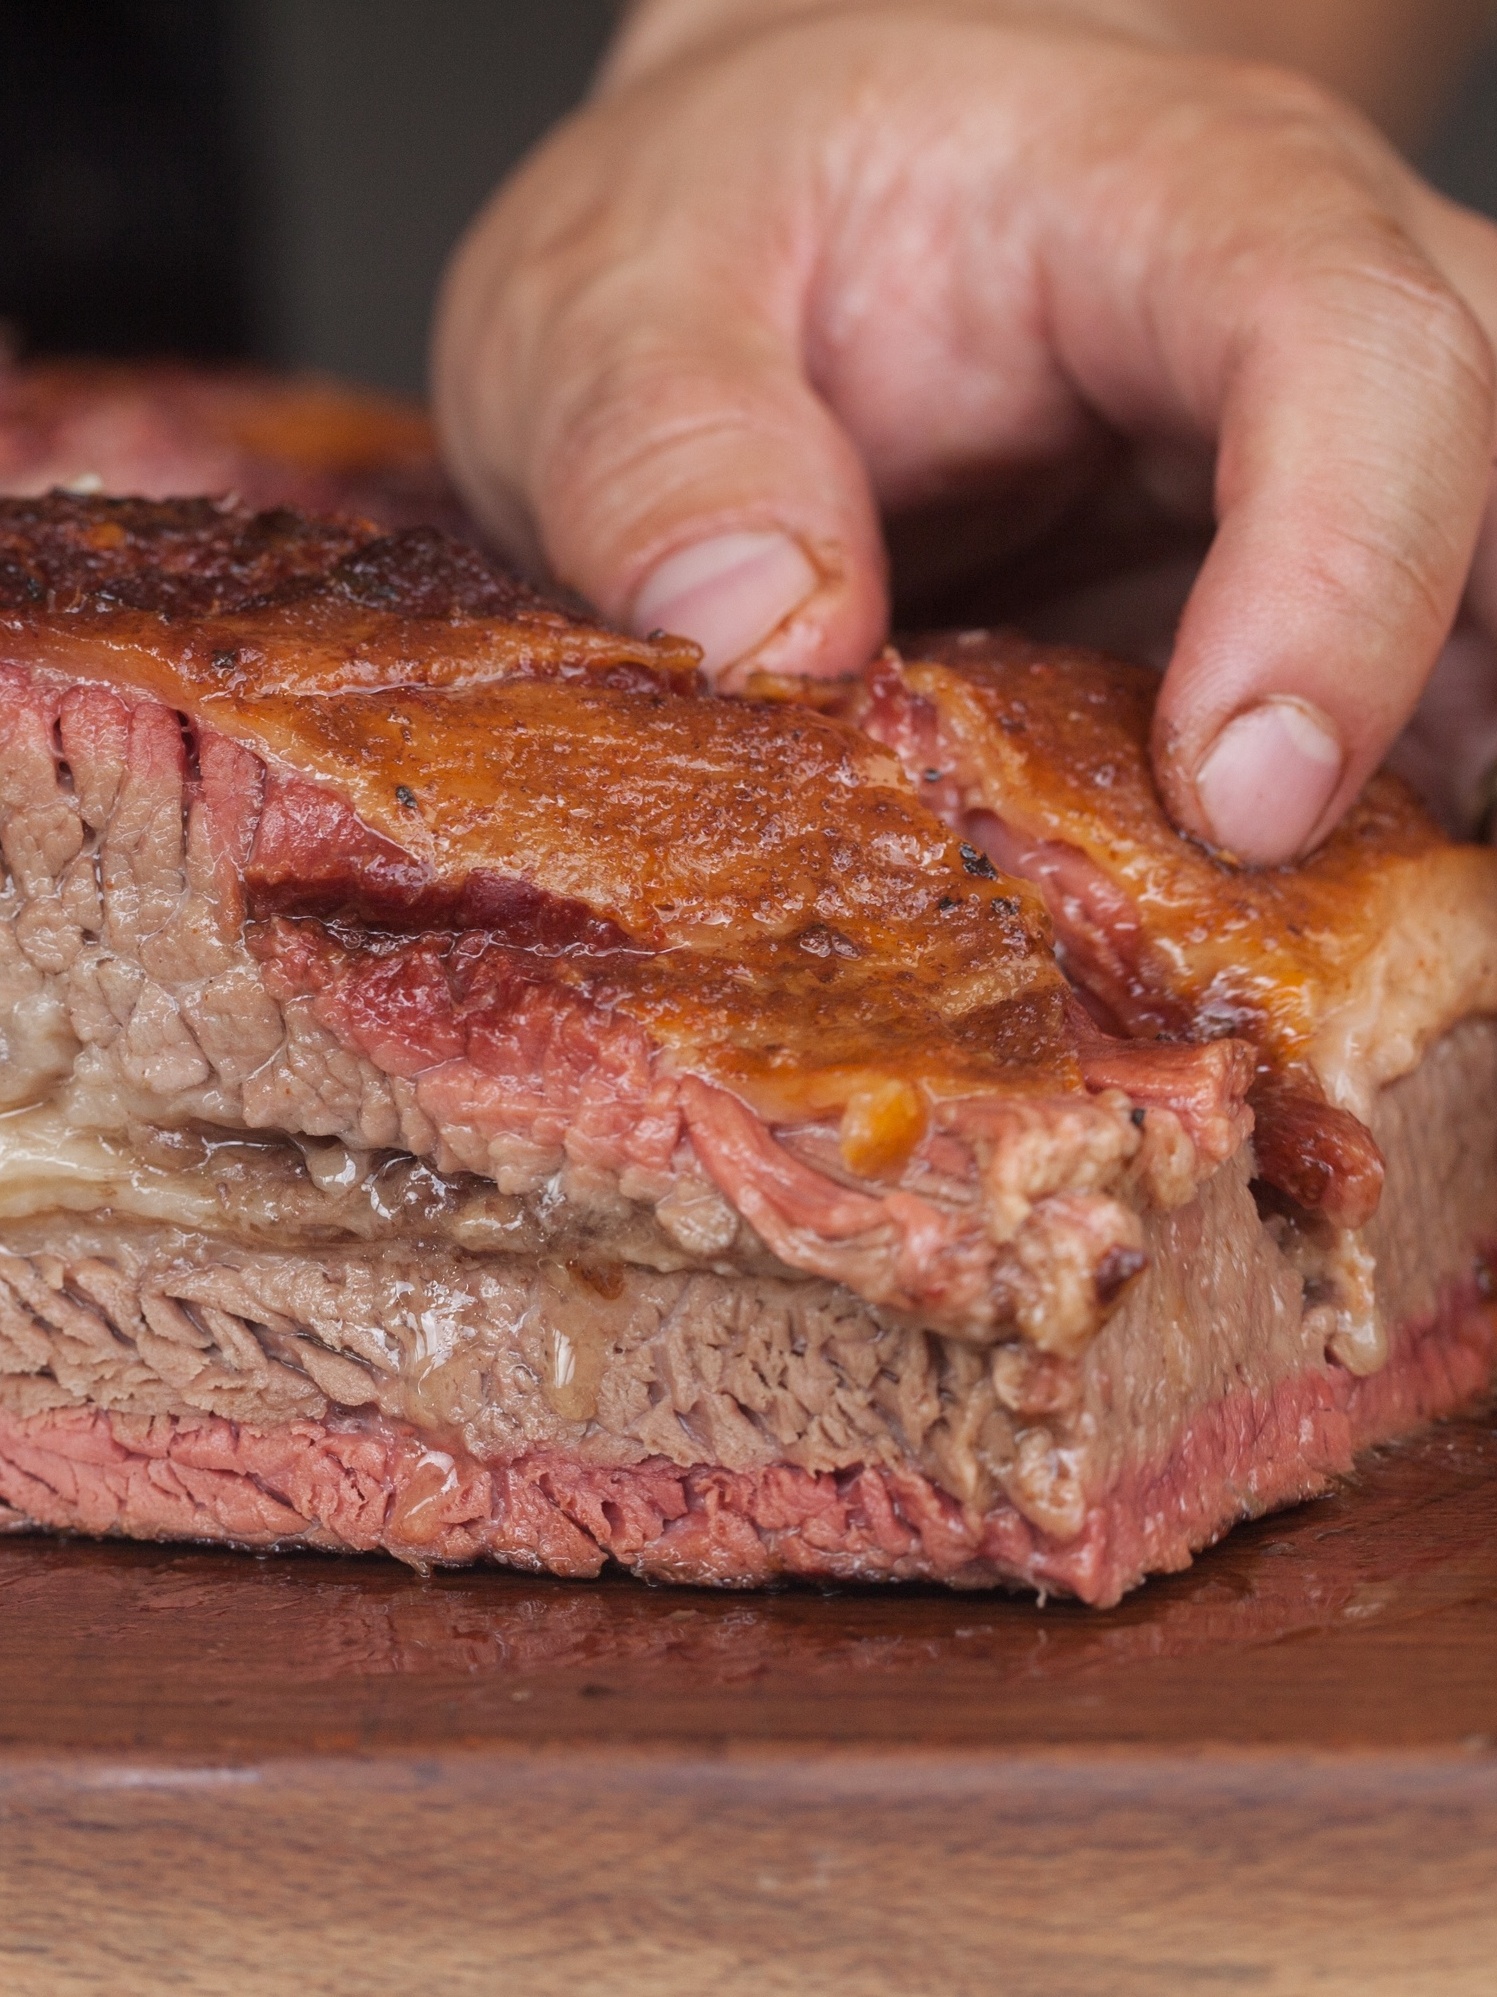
1248;1075;1385;1231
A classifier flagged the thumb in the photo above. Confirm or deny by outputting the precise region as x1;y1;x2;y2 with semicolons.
1149;207;1497;864
432;116;886;686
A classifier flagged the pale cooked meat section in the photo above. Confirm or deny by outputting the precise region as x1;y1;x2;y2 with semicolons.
2;1021;1492;1598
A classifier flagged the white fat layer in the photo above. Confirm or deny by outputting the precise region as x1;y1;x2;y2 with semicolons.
0;1106;223;1230
1307;850;1497;1120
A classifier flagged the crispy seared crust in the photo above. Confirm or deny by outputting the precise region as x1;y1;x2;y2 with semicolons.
0;498;1085;1120
859;635;1497;1110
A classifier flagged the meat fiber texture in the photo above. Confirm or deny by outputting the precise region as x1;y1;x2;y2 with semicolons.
0;498;1495;1603
851;637;1497;1380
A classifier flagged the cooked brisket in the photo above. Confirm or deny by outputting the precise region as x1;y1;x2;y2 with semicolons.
1;499;1494;1601
855;635;1497;1378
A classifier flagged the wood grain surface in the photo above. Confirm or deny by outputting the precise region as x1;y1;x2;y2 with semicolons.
2;1412;1495;1996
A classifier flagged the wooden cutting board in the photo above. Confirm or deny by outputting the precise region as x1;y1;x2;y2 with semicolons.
2;1412;1495;1997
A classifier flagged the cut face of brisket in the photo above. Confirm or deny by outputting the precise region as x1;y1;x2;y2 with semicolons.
855;639;1497;1375
0;501;1494;1604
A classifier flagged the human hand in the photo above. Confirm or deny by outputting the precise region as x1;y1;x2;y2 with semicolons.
434;1;1497;862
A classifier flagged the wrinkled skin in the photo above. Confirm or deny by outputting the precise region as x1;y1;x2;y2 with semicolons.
435;0;1497;863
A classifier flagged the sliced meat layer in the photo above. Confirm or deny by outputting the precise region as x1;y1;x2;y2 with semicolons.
853;639;1497;1224
3;1017;1493;1602
3;1171;1490;1605
5;1259;1492;1602
0;497;1248;1356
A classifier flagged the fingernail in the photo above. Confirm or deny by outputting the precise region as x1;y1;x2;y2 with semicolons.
630;530;818;676
1195;698;1343;863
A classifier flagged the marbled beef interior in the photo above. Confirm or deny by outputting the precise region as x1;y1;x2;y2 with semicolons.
0;497;1493;1602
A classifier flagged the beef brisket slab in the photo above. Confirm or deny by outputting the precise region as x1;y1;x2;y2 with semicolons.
0;500;1493;1604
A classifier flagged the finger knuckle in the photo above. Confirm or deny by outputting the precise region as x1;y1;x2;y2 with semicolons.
1247;213;1494;426
1301;518;1457;680
1189;57;1411;230
1341;244;1494;416
1225;58;1354;135
1403;272;1494;401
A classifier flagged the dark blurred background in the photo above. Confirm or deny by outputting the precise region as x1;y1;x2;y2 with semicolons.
1;0;1494;401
